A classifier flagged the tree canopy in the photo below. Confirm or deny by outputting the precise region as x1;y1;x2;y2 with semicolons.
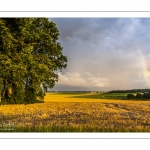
0;18;67;104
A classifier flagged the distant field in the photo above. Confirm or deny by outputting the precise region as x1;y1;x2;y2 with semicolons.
0;92;150;132
67;92;134;100
45;92;142;102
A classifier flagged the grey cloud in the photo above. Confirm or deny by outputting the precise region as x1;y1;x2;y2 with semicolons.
49;18;150;91
50;18;119;43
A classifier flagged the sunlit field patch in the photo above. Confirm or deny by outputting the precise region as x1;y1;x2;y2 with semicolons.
0;92;150;132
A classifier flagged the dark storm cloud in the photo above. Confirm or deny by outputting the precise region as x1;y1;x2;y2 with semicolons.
50;18;121;44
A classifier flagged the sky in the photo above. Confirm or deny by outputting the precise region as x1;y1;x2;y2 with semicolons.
49;18;150;91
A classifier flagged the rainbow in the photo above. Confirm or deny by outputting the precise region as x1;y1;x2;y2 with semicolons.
138;47;150;87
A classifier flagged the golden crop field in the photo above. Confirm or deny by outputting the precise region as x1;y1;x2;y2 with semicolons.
0;92;150;132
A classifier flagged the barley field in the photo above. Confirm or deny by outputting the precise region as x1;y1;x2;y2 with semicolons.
0;92;150;132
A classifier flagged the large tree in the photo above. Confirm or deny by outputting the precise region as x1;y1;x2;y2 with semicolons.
0;18;67;104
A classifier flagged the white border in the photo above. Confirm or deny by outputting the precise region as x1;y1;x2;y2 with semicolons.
0;133;150;138
1;12;150;18
0;0;150;12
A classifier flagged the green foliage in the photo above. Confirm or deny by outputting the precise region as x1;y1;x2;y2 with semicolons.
143;92;150;99
127;94;135;100
0;18;67;104
126;92;150;100
136;93;143;100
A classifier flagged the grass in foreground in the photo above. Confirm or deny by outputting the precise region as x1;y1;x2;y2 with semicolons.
0;92;150;132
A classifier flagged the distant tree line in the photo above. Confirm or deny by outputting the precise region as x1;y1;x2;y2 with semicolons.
127;92;150;100
108;89;150;93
